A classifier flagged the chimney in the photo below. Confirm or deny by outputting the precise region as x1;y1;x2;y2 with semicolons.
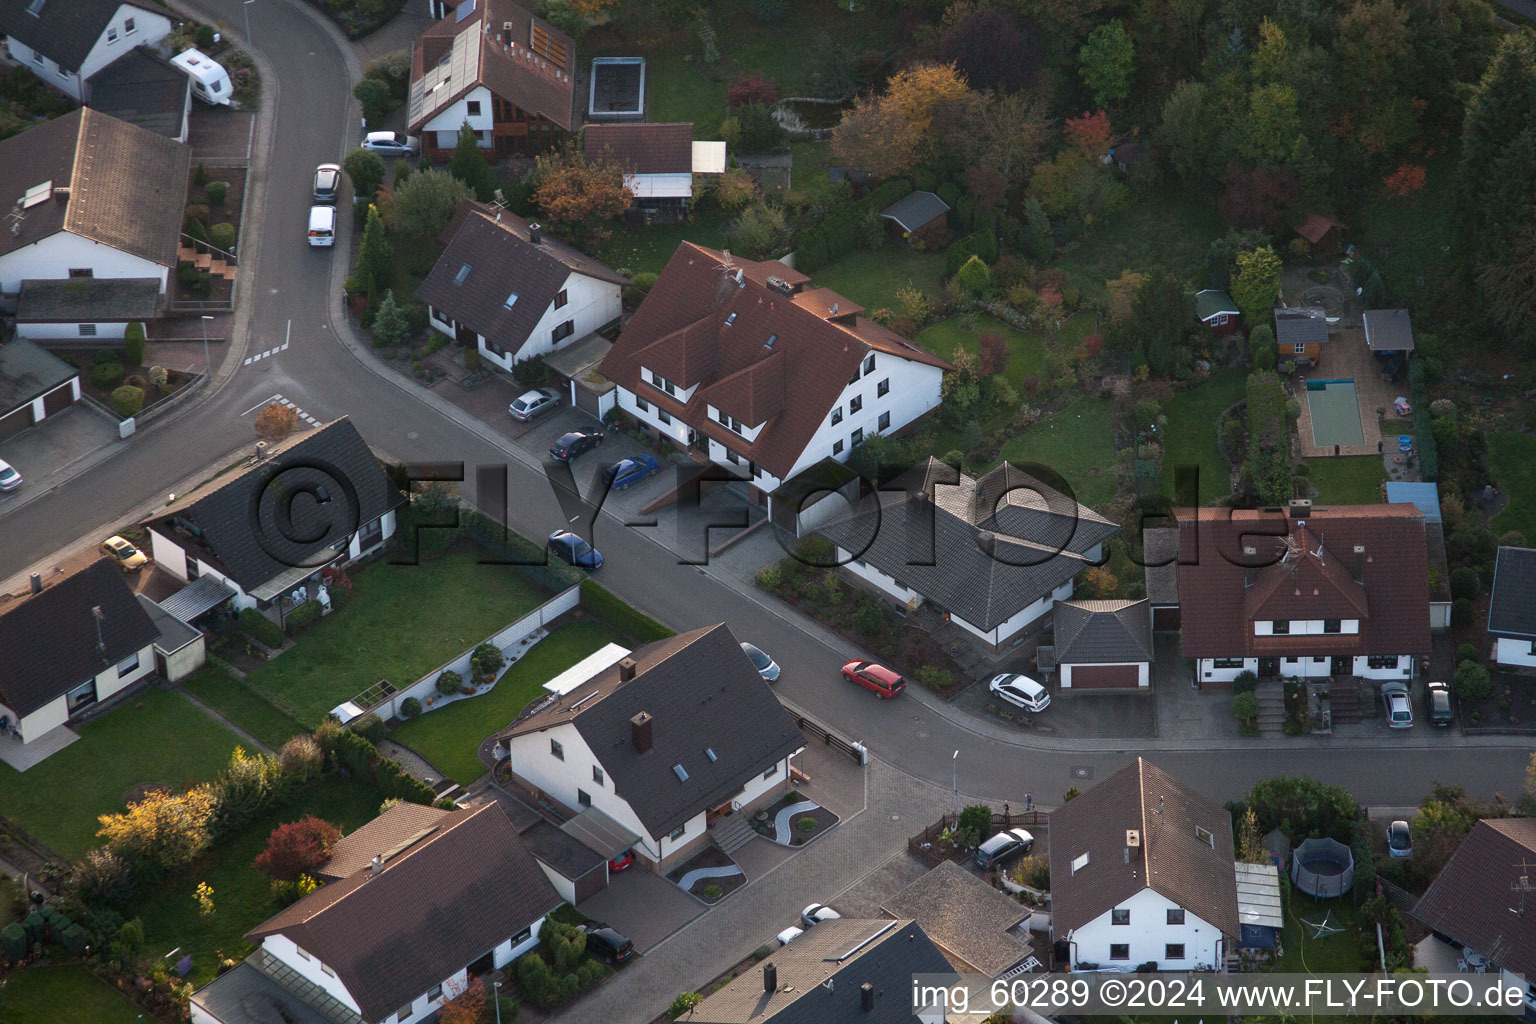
254;441;268;461
528;222;542;245
1288;498;1313;519
29;573;41;595
978;531;996;556
763;964;777;993
618;657;637;682
860;982;875;1011
370;855;384;876
630;711;653;754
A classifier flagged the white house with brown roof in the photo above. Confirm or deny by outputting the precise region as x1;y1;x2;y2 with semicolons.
417;201;627;373
1049;757;1239;972
600;244;951;504
0;0;172;102
0;108;189;301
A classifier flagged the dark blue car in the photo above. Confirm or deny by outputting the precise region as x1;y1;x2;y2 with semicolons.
601;455;661;490
548;530;603;569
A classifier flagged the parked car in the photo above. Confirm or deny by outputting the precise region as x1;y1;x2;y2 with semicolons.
1381;681;1413;728
583;925;634;964
312;163;342;203
549;430;604;462
509;387;561;422
1425;681;1454;727
841;660;905;698
0;458;21;492
307;205;335;247
741;642;780;682
99;536;149;572
800;903;841;928
776;925;804;946
988;673;1051;712
974;828;1035;869
1387;820;1412;859
601;455;661;490
548;530;602;569
360;130;419;156
608;851;633;873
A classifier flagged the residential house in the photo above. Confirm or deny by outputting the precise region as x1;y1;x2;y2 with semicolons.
1049;757;1239;972
1195;289;1240;334
583;122;726;219
0;338;80;443
1294;212;1346;255
417;201;627;374
1489;547;1536;668
1052;598;1153;690
0;559;158;752
85;49;192;141
0;107;190;300
1413;818;1536;1012
879;190;950;246
15;278;160;344
144;417;404;614
1275;307;1329;367
1385;481;1452;630
190;802;561;1024
407;0;574;161
1174;501;1432;684
0;0;172;102
1364;308;1414;354
882;860;1037;979
688;919;956;1024
599;243;951;507
496;623;805;872
815;459;1119;651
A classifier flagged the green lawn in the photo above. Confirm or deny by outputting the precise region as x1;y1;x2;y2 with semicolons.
0;966;151;1024
916;315;1048;390
1276;895;1365;974
1054;189;1223;300
596;209;728;278
1305;456;1387;505
244;549;549;726
814;243;946;314
132;777;383;987
997;398;1120;511
391;621;626;784
181;666;306;750
0;689;241;859
644;59;727;135
1490;431;1536;545
1353;154;1461;313
1160;368;1246;504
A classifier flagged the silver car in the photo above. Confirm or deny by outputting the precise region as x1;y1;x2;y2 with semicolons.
360;130;419;157
1381;682;1413;728
741;642;780;682
509;387;561;422
0;458;21;491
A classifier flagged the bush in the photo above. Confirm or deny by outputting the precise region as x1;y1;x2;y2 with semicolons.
1456;642;1480;666
124;323;146;366
436;670;462;697
512;355;549;386
851;600;885;636
110;385;145;417
1232;691;1260;726
1453;660;1493;702
958;803;992;837
496;995;521;1022
1233;670;1259;694
914;665;953;691
278;735;323;783
194;23;216;49
669;993;703;1020
210;222;236;252
239;607;284;648
193;162;208;187
748;0;787;21
581;580;675;642
400;696;423;718
253;816;341;881
1451;598;1474;628
205;179;228;205
351;713;387;744
1450;566;1482;600
92;362;125;389
470;643;504;685
285;599;321;633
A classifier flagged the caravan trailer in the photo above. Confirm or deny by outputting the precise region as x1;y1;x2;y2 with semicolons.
170;49;233;106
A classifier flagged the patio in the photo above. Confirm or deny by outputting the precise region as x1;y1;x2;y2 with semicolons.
1294;327;1392;459
0;723;79;772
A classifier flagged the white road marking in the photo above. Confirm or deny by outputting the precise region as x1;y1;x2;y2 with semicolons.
242;320;292;365
239;393;320;426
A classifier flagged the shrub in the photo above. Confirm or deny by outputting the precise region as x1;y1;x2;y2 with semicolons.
1233;670;1259;694
400;696;423;718
210;222;236;252
351;713;387;744
1453;660;1493;702
193;162;208;186
74;848;134;908
124;323;146;366
670;993;704;1020
797;816;817;832
1456;642;1480;666
1450;566;1482;601
1451;598;1474;628
285;600;321;633
727;73;779;109
1232;691;1260;726
748;0;787;22
92;362;125;389
239;607;284;648
700;883;724;899
185;204;210;229
851;600;885;636
914;665;953;691
253;816;342;881
436;670;463;697
495;995;520;1023
110;385;145;417
470;643;504;685
205;179;228;205
278;735;323;783
513;354;549;386
194;23;216;49
958;803;992;837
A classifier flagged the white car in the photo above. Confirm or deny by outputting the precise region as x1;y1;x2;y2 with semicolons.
307;205;336;247
0;458;20;491
800;903;841;928
360;130;420;157
509;387;561;422
988;673;1050;712
1381;682;1413;728
775;925;803;946
741;642;780;682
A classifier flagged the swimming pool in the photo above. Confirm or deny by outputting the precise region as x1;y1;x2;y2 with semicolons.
1306;378;1365;448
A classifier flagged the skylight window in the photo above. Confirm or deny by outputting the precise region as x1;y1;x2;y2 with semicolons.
503;292;518;309
1071;852;1090;874
673;764;689;782
763;334;777;350
21;181;52;209
454;264;471;284
26;0;45;16
705;748;717;762
724;312;737;326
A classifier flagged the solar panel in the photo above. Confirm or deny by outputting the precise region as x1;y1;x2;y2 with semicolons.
21;181;51;209
454;0;476;22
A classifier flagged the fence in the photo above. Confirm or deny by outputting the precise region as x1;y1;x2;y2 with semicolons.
790;713;867;765
379;584;580;720
907;810;1050;868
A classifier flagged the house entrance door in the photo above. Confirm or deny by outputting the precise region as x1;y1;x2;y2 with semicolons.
1259;657;1279;677
706;799;734;825
1331;656;1351;676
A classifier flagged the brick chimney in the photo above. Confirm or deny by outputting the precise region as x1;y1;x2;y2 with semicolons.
619;658;637;683
763;963;777;992
860;982;875;1011
630;711;653;754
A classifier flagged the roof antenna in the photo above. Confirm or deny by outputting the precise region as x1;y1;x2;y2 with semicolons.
1156;797;1164;817
1512;860;1536;917
92;605;108;663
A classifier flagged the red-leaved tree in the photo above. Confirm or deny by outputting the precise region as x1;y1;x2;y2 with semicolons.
1217;162;1299;232
1383;163;1427;197
438;977;488;1024
978;333;1010;376
1064;110;1112;160
728;73;779;110
253;816;341;881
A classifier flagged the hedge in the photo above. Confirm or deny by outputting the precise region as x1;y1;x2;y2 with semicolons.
580;580;674;643
791;178;912;273
285;600;322;633
1410;359;1437;480
239;607;285;648
124;322;146;366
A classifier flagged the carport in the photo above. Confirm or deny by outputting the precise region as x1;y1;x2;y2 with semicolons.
156;575;236;624
561;805;640;863
545;334;617;421
523;820;610;904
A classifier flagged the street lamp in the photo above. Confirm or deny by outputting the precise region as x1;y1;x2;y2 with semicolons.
493;980;502;1024
951;749;958;820
242;0;255;49
201;314;214;376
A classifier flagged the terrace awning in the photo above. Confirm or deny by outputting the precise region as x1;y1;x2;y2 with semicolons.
561;805;640;860
157;575;236;621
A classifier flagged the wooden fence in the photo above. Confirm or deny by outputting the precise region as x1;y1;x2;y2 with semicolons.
907;810;1049;867
791;713;866;764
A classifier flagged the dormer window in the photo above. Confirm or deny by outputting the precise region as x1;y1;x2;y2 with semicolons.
717;410;745;434
648;371;678;397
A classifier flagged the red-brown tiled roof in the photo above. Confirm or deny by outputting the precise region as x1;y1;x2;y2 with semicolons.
583;122;694;174
1174;505;1432;658
1295;212;1346;244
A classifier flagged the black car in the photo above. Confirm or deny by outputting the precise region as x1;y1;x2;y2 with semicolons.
584;925;634;964
550;430;604;462
1425;681;1454;727
312;163;342;204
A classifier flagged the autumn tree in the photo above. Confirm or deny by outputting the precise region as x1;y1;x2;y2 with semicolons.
97;786;218;874
1238;809;1265;863
438;977;489;1024
966;90;1051;210
531;144;632;246
254;816;342;881
940;6;1040;93
729;203;789;260
727;72;779;109
1217;164;1299;233
1078;19;1135;108
1230;246;1282;325
1064;110;1111;159
1382;163;1426;197
383;169;472;245
1104;270;1146;326
255;401;299;441
831;63;977;179
343;147;386;203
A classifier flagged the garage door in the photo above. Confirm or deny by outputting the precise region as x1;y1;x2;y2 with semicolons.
1152;606;1181;631
42;381;76;418
1069;664;1141;688
0;404;34;442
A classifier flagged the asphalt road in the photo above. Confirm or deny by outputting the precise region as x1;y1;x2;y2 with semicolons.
0;0;1529;809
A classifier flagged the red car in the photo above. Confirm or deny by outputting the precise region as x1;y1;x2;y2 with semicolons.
608;851;634;873
841;660;906;698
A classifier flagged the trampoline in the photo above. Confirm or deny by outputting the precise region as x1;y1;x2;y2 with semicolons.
1290;837;1354;898
1305;379;1365;448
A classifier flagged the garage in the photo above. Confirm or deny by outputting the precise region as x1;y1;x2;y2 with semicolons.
1052;598;1153;692
1064;663;1141;688
0;403;33;443
0;339;79;442
1152;605;1181;631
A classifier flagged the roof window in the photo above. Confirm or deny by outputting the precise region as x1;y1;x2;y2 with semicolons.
724;312;737;326
673;764;689;782
1071;852;1090;874
705;748;717;762
26;0;45;15
454;264;471;284
504;292;518;309
763;334;777;350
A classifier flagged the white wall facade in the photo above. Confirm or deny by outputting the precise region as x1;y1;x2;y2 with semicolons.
0;231;169;295
422;86;494;149
16;378;81;424
1430;601;1451;630
1351;654;1413;680
782;354;943;481
1060;662;1150;688
1067;887;1226;971
17;320;134;340
148;528;258;611
260;935;363;1015
616;386;691;447
1495;638;1536;668
432;274;620;371
79;4;173;85
14;638;158;742
952;577;1077;649
1254;618;1360;636
1198;658;1258;683
838;552;922;608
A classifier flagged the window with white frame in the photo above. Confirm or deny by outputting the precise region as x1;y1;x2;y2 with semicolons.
107;27;118;41
116;652;140;676
1294;342;1306;355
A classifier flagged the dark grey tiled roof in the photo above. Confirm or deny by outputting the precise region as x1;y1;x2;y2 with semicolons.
816;459;1119;632
1274;309;1329;345
1364;308;1414;351
879;190;949;232
189;960;334;1024
0;0;133;70
881;861;1033;977
1053;599;1153;665
502;624;805;838
0;559;158;717
136;595;201;654
691;919;955;1024
143;418;404;593
0;338;77;413
523;819;605;879
1489;547;1536;638
17;277;162;321
1142;526;1180;606
86;50;188;139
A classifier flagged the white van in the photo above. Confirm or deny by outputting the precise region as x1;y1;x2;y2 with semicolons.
170;49;234;107
307;206;336;247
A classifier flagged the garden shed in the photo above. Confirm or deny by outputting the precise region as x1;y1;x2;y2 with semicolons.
880;190;950;246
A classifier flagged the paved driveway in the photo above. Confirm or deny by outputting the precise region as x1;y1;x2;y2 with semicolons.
0;405;122;512
949;672;1157;739
577;866;703;954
